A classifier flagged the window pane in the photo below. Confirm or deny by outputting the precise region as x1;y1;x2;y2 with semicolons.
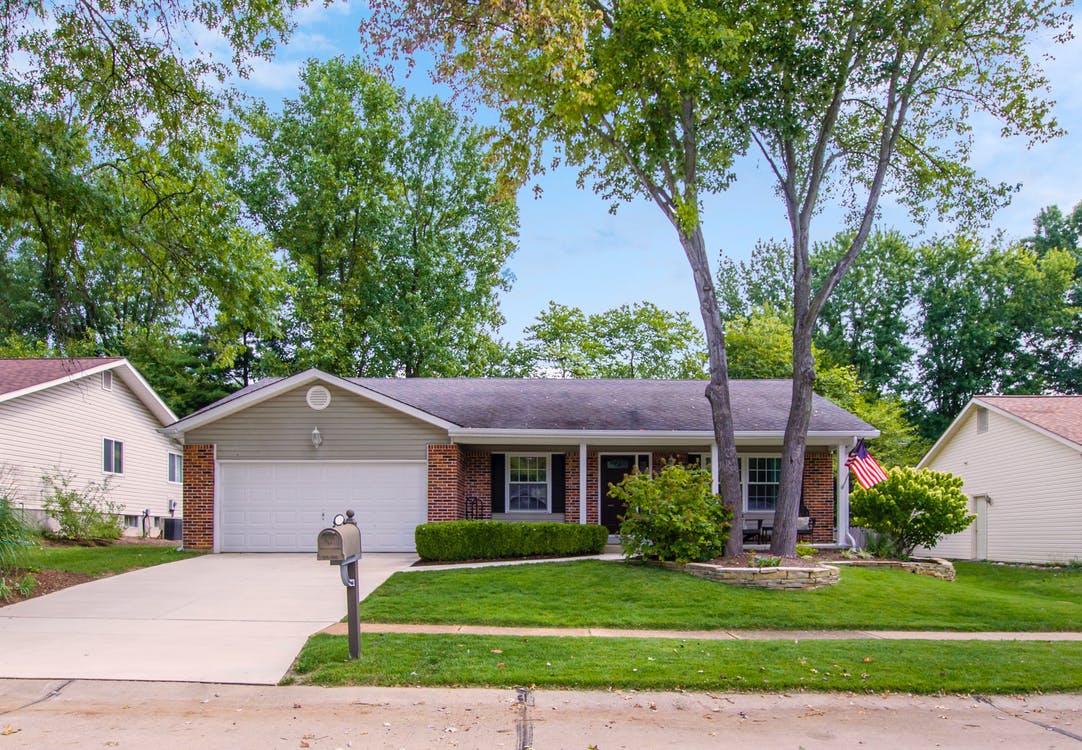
508;455;548;511
103;439;113;472
746;457;780;512
168;454;183;483
114;441;123;474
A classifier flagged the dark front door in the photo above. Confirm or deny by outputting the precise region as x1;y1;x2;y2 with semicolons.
600;454;650;533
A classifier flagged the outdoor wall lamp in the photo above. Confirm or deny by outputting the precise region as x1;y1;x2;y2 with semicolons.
311;426;323;448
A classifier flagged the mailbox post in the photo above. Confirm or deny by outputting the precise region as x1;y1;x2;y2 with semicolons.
316;509;362;659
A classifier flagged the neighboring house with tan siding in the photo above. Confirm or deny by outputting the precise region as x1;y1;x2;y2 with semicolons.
166;369;878;553
0;358;182;537
918;395;1082;563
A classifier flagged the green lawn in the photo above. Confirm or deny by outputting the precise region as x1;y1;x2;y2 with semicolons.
293;633;1082;694
24;544;200;576
358;560;1082;631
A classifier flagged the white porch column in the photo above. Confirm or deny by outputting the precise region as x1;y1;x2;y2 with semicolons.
836;441;850;547
579;441;588;525
710;442;719;495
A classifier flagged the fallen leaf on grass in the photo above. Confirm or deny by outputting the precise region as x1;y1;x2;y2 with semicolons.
491;649;503;654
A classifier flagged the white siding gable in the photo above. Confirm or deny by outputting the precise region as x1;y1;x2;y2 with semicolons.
922;406;1082;563
0;374;182;521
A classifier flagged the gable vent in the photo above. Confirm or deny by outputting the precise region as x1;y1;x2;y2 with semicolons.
306;385;331;411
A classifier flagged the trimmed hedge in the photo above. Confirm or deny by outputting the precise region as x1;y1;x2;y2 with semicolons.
414;521;609;562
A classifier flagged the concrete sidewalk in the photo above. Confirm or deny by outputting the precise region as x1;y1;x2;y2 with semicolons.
323;621;1082;641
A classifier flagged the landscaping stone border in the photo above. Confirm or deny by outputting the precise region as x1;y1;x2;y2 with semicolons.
658;561;840;590
829;557;955;581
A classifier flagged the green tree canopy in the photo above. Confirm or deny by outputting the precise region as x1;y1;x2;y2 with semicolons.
231;57;518;378
0;0;297;363
522;301;707;379
914;238;1077;437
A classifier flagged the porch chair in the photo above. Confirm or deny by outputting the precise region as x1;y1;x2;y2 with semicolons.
796;503;815;541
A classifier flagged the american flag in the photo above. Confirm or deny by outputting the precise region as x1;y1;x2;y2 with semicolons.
846;440;889;490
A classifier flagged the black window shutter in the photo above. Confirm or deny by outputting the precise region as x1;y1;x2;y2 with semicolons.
491;453;505;514
551;453;566;514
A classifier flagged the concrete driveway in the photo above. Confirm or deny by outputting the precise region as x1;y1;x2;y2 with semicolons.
0;553;416;685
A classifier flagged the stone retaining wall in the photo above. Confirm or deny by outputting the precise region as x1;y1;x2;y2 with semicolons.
830;557;955;581
659;561;840;590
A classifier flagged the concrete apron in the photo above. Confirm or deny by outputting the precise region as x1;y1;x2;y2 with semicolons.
0;552;416;685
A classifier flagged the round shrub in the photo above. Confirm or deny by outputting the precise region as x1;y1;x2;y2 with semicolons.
611;461;732;563
850;467;974;558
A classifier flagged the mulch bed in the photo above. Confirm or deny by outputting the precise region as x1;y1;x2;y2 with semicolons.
0;568;96;607
706;551;852;569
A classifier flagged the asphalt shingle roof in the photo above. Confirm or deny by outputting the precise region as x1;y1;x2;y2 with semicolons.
979;395;1082;448
179;376;874;434
0;358;122;398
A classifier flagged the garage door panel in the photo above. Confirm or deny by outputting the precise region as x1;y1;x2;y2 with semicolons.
218;461;426;552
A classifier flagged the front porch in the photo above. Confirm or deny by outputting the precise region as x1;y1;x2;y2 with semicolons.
426;443;851;546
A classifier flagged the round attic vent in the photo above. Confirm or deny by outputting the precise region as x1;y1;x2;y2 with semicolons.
306;385;331;411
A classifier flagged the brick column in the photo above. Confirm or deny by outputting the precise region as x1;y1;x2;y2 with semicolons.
463;450;492;519
564;450;579;523
801;450;835;544
427;444;464;522
585;451;599;525
182;444;215;550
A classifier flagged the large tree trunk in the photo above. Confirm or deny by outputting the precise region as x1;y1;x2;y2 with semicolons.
678;226;743;557
772;317;816;555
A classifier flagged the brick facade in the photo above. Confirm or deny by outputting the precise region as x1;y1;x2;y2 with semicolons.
181;444;215;550
560;450;599;524
427;444;464;522
405;444;836;543
801;450;835;544
563;451;580;523
463;450;492;519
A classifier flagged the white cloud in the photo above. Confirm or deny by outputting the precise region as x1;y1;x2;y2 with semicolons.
293;0;355;28
243;58;303;93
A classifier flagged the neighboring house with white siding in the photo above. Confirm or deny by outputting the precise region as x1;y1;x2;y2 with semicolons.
918;395;1082;563
0;358;182;537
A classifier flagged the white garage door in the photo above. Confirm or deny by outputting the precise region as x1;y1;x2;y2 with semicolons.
218;461;427;552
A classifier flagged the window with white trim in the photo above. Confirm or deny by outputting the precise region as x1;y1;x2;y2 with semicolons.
168;453;183;483
103;438;124;474
101;370;113;390
744;456;781;512
507;455;550;512
123;515;139;529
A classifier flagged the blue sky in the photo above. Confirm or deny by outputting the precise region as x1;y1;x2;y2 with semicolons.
227;1;1082;342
